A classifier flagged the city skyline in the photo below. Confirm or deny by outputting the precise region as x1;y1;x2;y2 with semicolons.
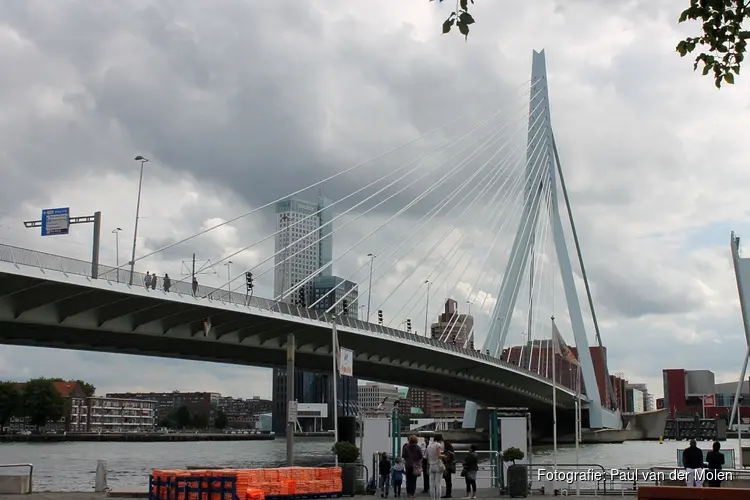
1;0;749;403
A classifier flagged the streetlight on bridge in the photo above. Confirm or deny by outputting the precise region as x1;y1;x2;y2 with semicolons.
129;155;149;285
112;227;122;283
423;279;431;338
366;253;375;321
224;260;233;298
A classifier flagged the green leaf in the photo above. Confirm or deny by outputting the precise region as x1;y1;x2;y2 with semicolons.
442;18;455;34
702;63;711;75
677;40;688;56
740;31;750;39
725;72;735;84
457;21;469;38
460;0;468;10
459;12;475;25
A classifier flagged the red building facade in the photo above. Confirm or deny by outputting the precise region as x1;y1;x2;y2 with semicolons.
660;368;750;419
502;343;625;409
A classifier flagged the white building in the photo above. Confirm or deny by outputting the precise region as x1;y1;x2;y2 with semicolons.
358;383;400;412
85;396;157;432
274;197;332;303
625;383;654;413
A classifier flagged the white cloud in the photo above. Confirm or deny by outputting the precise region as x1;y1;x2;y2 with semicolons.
1;0;749;405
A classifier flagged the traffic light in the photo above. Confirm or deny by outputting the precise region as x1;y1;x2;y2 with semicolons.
245;272;254;291
406;319;412;333
298;287;305;307
342;299;349;316
377;310;383;325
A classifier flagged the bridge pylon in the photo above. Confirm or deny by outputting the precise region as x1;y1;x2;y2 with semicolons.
463;49;621;430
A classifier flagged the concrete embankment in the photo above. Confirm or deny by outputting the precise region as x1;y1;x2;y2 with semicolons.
0;433;274;443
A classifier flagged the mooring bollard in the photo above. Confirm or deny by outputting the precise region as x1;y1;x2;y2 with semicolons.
95;459;108;492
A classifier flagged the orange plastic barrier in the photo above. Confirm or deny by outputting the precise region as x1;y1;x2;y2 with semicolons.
638;486;750;500
246;488;265;500
151;466;343;500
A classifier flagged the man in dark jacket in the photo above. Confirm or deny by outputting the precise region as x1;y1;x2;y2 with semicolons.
682;439;704;487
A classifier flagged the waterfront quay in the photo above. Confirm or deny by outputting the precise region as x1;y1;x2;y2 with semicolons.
0;433;274;443
3;439;750;494
0;492;619;500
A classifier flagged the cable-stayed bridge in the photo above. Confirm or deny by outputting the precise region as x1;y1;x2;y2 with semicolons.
0;50;622;430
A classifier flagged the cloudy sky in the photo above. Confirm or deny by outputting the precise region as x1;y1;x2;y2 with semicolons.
1;0;749;404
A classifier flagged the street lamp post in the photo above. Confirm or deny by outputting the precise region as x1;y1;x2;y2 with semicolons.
112;228;122;283
224;261;233;299
423;279;431;338
366;253;375;321
129;156;149;285
280;214;291;299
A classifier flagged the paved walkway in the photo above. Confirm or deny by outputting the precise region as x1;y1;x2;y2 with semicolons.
0;492;625;499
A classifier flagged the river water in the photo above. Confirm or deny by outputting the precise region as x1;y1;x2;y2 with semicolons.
0;438;744;492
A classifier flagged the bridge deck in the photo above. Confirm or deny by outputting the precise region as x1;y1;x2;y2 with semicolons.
0;243;581;410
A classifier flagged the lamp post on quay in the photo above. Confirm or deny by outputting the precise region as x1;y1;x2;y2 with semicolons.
128;155;149;285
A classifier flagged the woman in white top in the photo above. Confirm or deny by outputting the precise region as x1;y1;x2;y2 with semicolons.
426;436;445;500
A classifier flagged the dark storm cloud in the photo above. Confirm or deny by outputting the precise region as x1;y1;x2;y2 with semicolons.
0;0;528;221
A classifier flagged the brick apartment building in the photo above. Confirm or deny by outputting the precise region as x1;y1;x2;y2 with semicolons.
217;396;272;429
106;391;220;425
7;381;156;433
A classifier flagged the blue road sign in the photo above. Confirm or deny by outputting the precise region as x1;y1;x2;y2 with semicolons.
41;207;70;236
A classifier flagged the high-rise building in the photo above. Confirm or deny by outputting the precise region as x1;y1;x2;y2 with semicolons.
412;299;472;417
272;369;357;433
306;275;359;317
430;299;474;349
271;196;358;433
274;196;332;302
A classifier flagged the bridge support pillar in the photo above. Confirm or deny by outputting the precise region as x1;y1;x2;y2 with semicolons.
286;333;295;465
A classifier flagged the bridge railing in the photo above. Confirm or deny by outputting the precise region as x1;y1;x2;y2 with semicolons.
0;242;574;392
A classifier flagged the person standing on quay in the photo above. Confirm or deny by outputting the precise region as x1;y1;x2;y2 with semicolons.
379;452;391;497
392;457;405;498
682;438;704;487
401;435;423;500
426;435;445;500
421;436;431;493
462;444;478;499
442;440;456;498
706;441;725;487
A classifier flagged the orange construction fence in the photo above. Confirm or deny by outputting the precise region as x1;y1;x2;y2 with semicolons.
638;485;750;500
151;467;343;500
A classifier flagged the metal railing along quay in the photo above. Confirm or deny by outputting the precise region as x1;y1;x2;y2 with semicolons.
0;463;34;494
0;242;579;393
